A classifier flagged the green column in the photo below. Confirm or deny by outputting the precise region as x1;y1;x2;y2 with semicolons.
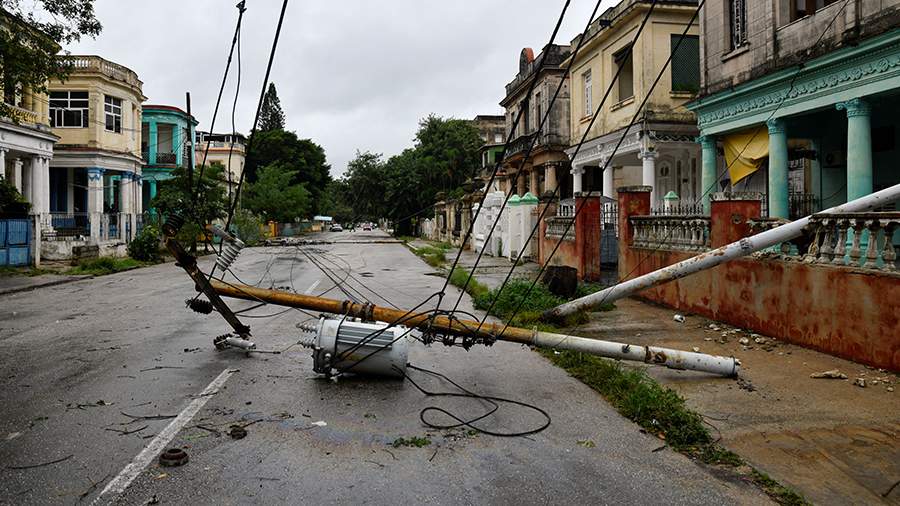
837;98;873;200
698;135;717;213
766;118;789;219
173;124;182;166
148;121;158;165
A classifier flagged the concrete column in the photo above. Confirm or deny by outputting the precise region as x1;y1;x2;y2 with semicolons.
67;167;75;213
602;166;614;200
29;157;44;215
837;98;873;200
571;165;584;195
39;157;50;215
13;158;24;194
698;135;717;213
0;148;6;180
766;118;789;219
22;158;33;206
516;170;526;197
529;167;540;196
544;164;557;193
640;150;658;204
148;121;158;164
87;168;105;242
134;176;143;216
120;173;132;241
173;124;182;166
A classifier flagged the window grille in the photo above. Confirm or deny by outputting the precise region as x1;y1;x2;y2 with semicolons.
729;0;748;50
671;35;700;93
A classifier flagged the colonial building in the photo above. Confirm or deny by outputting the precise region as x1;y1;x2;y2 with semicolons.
687;0;900;217
141;105;197;212
45;55;145;259
565;0;701;206
498;45;572;200
473;114;505;177
195;131;246;201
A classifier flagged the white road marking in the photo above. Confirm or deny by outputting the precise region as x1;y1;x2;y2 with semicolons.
91;368;237;505
304;279;321;294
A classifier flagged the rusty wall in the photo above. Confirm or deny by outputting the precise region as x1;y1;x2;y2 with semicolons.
538;218;580;275
617;188;900;371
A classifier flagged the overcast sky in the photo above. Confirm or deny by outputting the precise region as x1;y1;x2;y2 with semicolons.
68;0;615;177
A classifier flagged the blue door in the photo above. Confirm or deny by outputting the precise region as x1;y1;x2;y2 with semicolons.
0;218;32;266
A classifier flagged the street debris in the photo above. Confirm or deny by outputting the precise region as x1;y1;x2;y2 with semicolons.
810;370;848;379
673;314;685;323
854;378;867;388
311;420;327;427
577;439;596;448
146;495;160;505
738;337;750;345
140;366;186;372
392;436;431;448
66;399;111;410
120;411;177;422
6;454;73;470
737;378;756;392
158;448;189;467
691;347;700;353
105;424;148;436
228;425;247;439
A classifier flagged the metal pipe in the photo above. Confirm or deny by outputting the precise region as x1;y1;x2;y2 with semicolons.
210;280;740;376
544;182;900;320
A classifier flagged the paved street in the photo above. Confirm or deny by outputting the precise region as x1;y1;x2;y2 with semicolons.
0;230;768;505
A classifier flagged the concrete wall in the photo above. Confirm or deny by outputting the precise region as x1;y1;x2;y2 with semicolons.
569;3;700;145
617;187;900;371
700;0;900;96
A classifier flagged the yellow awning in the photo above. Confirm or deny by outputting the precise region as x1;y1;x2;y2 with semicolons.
723;126;769;184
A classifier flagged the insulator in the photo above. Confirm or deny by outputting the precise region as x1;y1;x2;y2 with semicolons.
186;298;214;314
215;237;245;272
163;212;185;237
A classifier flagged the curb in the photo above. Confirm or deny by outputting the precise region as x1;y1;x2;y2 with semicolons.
0;275;95;297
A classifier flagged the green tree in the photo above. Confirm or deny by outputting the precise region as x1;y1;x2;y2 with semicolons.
151;163;228;250
0;1;102;119
414;114;482;193
258;83;285;132
243;163;310;223
342;150;387;222
318;179;353;224
244;129;331;212
0;177;30;215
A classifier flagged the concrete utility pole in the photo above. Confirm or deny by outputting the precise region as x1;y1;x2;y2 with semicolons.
209;280;740;377
185;92;194;194
544;182;900;321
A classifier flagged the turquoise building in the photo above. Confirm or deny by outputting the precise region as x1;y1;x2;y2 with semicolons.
140;105;198;212
687;2;900;219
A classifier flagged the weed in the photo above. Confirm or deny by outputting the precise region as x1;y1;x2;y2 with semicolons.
0;266;57;277
391;436;431;448
67;257;145;276
473;279;565;320
448;267;490;300
750;470;810;505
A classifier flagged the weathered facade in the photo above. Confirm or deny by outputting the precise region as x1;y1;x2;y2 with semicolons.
689;0;900;217
497;45;572;200
566;0;702;206
195;131;246;202
45;55;146;259
141;105;197;214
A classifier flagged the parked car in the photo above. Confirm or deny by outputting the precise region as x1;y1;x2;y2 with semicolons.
362;224;372;231
330;224;343;232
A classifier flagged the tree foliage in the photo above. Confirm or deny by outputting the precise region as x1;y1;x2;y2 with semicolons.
331;115;481;235
244;128;330;213
258;83;285;132
0;177;30;215
151;163;228;248
243;163;310;223
0;0;102;119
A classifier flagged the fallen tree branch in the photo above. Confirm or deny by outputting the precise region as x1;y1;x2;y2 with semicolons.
7;454;73;470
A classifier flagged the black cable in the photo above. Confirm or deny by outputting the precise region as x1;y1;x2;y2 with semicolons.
224;0;290;233
400;364;551;437
448;0;607;316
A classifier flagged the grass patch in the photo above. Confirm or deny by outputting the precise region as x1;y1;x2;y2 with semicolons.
414;246;446;267
0;266;58;277
750;470;809;506
391;436;431;448
66;257;146;276
448;267;490;300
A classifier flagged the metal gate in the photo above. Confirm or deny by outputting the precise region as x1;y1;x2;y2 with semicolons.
0;218;32;266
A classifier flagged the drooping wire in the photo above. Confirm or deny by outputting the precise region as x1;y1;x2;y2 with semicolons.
447;0;608;316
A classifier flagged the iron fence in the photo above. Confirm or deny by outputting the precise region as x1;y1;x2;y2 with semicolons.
44;212;90;239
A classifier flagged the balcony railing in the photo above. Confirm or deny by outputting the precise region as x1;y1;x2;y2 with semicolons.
802;213;898;271
631;215;711;251
557;198;575;217
155;152;176;164
43;213;90;240
3;103;39;124
65;56;142;89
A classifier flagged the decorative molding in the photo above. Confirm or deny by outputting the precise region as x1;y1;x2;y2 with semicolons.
695;38;900;129
766;118;786;135
836;97;871;117
86;167;105;181
697;135;716;147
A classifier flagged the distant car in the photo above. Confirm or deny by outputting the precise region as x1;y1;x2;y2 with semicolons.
330;224;343;232
362;224;372;231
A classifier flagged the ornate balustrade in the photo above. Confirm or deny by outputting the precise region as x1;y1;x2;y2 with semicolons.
545;216;574;240
557;198;575;217
802;213;898;271
630;215;711;251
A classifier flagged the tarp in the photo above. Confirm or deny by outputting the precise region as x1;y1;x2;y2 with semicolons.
723;126;769;184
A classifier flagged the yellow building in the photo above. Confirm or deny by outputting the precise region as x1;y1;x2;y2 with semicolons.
565;0;701;206
195;131;247;202
46;55;146;257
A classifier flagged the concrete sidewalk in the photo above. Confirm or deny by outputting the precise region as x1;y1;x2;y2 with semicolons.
408;239;541;289
578;298;900;505
0;273;91;296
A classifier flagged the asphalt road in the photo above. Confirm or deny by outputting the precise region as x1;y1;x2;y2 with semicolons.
0;230;769;505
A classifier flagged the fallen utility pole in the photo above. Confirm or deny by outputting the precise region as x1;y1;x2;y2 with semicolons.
544;182;900;321
210;280;740;377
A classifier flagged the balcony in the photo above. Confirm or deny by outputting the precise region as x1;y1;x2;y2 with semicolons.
155;152;176;165
505;132;570;159
2;103;39;125
64;55;142;90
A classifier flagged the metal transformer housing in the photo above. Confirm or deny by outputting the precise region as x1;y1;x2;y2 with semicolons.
311;318;409;378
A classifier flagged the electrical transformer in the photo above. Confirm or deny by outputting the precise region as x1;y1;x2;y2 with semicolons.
299;318;410;378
